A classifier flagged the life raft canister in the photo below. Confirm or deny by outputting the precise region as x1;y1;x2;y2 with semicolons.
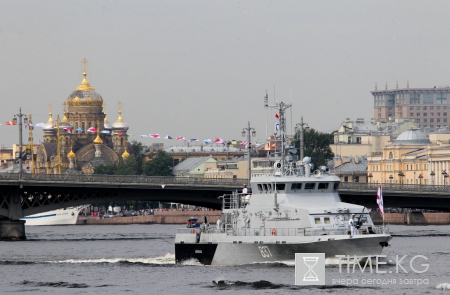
271;228;277;236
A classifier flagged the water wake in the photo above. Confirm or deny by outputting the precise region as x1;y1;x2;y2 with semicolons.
47;253;176;265
436;283;450;290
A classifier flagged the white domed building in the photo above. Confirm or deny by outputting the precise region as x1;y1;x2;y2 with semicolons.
367;128;436;185
36;61;133;174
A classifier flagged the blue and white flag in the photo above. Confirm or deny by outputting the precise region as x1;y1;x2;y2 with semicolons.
275;121;279;132
101;130;110;134
189;138;198;142
140;134;148;138
164;135;173;139
203;139;212;144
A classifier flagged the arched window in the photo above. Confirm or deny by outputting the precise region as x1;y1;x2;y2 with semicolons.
75;122;79;133
88;122;92;129
388;152;393;159
82;122;85;134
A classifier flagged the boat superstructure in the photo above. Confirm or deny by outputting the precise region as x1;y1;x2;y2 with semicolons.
175;95;391;265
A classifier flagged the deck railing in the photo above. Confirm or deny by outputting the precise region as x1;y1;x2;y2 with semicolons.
177;225;389;237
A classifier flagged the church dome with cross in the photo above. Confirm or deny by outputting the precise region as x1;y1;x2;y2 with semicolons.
35;59;133;175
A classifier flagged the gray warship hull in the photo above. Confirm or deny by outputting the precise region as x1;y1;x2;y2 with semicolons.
175;233;391;266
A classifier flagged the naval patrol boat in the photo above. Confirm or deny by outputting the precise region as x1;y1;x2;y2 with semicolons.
175;97;391;266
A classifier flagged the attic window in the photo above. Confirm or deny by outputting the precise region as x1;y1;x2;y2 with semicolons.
388;152;393;159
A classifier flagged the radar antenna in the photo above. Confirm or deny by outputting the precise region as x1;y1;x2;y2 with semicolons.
263;92;292;176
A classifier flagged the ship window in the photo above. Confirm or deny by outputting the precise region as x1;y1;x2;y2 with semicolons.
314;218;321;224
275;183;285;191
305;183;316;190
333;183;339;191
262;184;268;191
318;183;329;190
257;184;263;191
324;217;330;224
291;183;302;190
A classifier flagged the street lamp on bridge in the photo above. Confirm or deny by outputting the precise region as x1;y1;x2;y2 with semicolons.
430;171;435;185
242;121;256;187
398;172;405;185
442;170;448;186
368;173;373;184
418;174;423;185
389;175;393;183
12;108;28;181
294;116;309;160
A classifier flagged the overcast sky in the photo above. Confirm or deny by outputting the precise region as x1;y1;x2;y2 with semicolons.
1;1;450;148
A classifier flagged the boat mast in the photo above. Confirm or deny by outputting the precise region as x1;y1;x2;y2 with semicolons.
264;91;292;175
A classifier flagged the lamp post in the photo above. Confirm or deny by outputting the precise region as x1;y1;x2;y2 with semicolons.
368;173;373;185
13;108;28;181
398;172;405;185
418;174;423;185
242;121;256;186
389;175;393;184
295;116;309;160
442;170;448;186
430;171;435;185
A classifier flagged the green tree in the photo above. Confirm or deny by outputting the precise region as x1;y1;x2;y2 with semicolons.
131;140;143;175
143;150;173;176
94;140;144;175
94;162;117;175
294;128;334;167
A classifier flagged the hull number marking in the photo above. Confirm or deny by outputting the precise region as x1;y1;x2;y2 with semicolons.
195;250;202;253
258;246;272;258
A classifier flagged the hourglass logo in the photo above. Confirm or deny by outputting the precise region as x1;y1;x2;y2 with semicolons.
295;253;325;285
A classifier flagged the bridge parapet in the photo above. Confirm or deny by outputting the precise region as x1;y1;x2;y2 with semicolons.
0;173;246;188
339;182;450;194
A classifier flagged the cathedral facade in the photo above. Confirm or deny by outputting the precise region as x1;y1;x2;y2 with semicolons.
36;62;132;174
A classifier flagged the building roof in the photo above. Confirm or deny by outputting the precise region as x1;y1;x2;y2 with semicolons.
172;157;216;175
393;129;432;146
334;157;367;174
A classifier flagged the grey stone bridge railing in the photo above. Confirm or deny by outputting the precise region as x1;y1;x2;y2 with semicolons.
339;182;450;194
0;173;246;188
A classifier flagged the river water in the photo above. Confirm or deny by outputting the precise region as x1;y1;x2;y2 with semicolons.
1;224;449;294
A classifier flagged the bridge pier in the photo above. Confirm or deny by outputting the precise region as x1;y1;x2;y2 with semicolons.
0;219;26;240
0;188;26;240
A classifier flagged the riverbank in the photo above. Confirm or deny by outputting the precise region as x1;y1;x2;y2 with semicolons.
77;211;221;225
77;211;450;225
371;212;450;225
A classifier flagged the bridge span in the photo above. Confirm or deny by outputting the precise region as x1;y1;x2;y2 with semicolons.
0;173;245;219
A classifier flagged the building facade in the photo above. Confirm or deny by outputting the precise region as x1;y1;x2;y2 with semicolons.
371;85;450;130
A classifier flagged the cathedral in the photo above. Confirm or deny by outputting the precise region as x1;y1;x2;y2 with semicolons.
36;60;133;174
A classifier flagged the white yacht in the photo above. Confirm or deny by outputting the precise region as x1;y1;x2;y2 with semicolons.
174;98;391;266
21;205;89;226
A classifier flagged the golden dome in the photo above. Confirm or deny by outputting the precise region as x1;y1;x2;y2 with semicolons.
47;112;54;124
115;111;124;123
122;149;130;159
75;72;95;91
62;111;69;123
93;132;103;144
67;148;76;158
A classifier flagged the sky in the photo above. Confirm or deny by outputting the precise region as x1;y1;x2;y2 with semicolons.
1;0;450;148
